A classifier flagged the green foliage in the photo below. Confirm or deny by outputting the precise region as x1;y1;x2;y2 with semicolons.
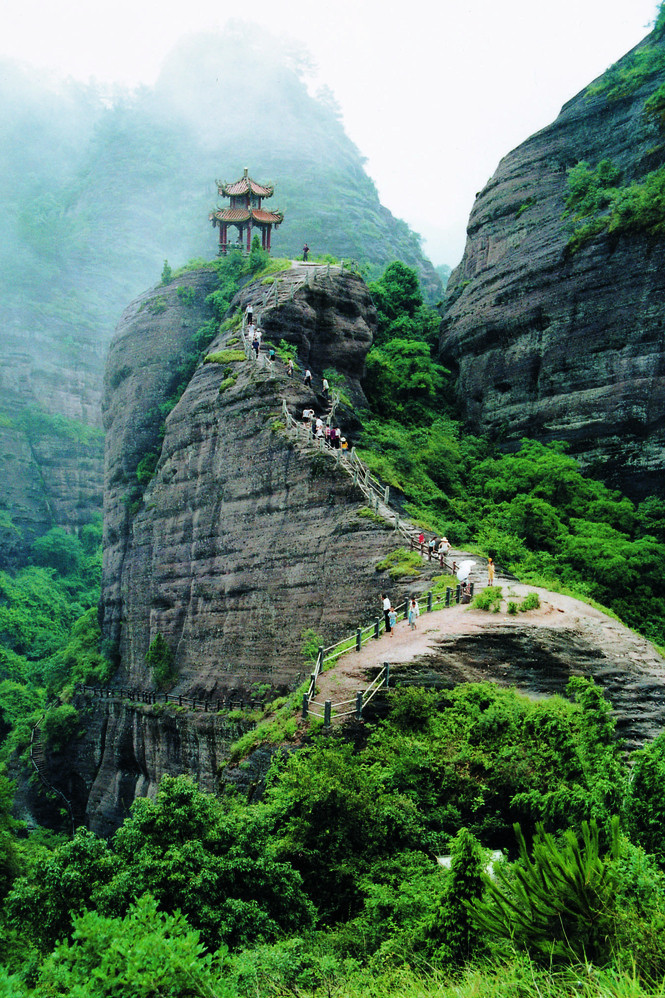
473;587;502;612
423;828;485;967
176;284;196;305
364;339;449;425
145;633;176;690
204;349;245;364
31;528;82;576
135;451;159;487
625;730;665;863
472;817;622;964
32;894;227;998
160;259;172;285
42;704;79;752
375;548;423;579
564;158;665;249
519;592;540;612
300;628;323;662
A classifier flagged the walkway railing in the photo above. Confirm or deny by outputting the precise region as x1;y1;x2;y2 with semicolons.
74;685;266;714
301;582;474;725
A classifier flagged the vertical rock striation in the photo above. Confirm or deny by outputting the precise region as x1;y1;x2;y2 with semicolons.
440;33;665;498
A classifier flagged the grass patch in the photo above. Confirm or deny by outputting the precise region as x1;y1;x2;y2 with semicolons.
356;506;388;526
204;350;245;364
375;548;423;580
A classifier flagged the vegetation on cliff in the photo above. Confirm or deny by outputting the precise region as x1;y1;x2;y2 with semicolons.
358;264;665;648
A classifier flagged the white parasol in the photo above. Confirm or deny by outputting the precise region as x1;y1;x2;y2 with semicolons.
456;559;475;581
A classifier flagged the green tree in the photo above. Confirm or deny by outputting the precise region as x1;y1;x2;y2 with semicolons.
32;894;229;998
472;817;622;963
423;827;485;967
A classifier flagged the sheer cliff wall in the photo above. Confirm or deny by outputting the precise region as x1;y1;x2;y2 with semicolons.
101;267;412;698
440;33;665;499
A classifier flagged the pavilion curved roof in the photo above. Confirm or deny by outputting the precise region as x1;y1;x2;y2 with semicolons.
210;207;284;225
217;172;274;198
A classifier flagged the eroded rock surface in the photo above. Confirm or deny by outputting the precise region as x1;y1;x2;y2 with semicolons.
440;33;665;498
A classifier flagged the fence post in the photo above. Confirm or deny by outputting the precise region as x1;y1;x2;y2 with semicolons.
445;587;451;607
455;584;461;604
324;700;332;726
427;591;433;612
395;513;399;532
384;486;389;504
404;597;409;620
374;617;380;639
470;582;475;597
317;646;324;677
356;627;362;651
355;691;363;719
385;662;390;689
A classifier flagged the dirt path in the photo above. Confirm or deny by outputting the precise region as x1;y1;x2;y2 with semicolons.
311;582;665;722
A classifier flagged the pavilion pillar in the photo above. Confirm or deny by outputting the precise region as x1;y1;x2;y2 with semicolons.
246;222;252;253
221;224;228;256
267;226;272;252
261;227;267;250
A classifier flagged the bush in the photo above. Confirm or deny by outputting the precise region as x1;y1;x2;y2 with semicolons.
473;587;502;612
42;704;79;752
145;634;176;690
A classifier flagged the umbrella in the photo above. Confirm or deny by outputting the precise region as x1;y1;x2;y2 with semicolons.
456;560;475;581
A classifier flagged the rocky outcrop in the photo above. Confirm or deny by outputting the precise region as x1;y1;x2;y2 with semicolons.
101;266;406;697
440;32;665;499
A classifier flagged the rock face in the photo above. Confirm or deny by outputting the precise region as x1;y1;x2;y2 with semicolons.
101;266;404;697
440;32;665;499
0;318;104;564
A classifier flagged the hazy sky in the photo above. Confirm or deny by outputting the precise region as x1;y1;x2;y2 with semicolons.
2;0;660;266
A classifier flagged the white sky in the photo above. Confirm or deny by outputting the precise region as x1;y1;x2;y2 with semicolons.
1;0;660;266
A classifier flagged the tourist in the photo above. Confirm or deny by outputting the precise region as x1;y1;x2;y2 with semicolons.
302;407;312;426
325;424;331;444
334;427;341;449
388;606;397;637
315;417;324;436
245;303;253;324
341;437;348;451
268;346;275;362
252;336;260;358
438;536;450;556
329;426;337;448
287;358;294;377
382;593;391;634
408;598;420;630
487;557;495;586
418;531;425;553
304;368;312;387
322;377;329;396
428;536;437;557
248;321;256;340
303;243;310;261
256;328;262;345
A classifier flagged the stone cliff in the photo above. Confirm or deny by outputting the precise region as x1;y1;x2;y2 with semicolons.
101;265;411;697
440;31;665;499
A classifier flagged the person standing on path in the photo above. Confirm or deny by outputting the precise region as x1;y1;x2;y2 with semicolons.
408;598;420;630
382;593;391;634
304;368;312;387
287;358;294;377
487;557;495;586
303;243;310;261
388;606;397;637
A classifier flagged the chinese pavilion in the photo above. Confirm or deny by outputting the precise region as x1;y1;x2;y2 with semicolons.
209;168;284;255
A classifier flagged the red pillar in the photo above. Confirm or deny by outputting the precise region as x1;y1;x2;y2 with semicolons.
261;227;266;250
246;222;252;253
221;224;228;255
267;226;272;253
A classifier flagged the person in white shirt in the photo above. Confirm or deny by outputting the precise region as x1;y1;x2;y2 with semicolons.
382;593;391;634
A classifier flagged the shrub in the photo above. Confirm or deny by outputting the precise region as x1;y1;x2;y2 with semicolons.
204;349;245;364
42;704;79;752
145;634;176;690
519;592;541;612
473;587;502;612
375;548;423;579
